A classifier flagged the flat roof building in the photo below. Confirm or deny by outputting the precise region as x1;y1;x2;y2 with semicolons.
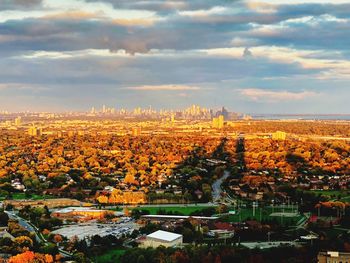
51;207;118;221
141;230;183;248
3;198;91;209
318;251;350;263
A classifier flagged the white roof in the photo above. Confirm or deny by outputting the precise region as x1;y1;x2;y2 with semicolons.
53;207;104;213
147;230;182;242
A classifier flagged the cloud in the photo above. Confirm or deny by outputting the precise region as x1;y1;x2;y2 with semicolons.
240;88;318;101
0;0;349;112
243;47;253;58
123;85;201;91
0;0;42;10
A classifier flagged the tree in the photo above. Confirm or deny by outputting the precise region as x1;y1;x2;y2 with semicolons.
8;251;53;263
137;255;147;263
53;234;63;244
0;211;9;226
14;236;33;249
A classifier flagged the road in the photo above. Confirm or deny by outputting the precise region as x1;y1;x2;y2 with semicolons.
212;170;231;202
5;211;41;243
5;211;73;258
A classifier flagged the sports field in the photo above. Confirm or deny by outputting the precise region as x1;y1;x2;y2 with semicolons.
96;249;125;263
132;205;215;216
222;206;304;226
0;193;53;201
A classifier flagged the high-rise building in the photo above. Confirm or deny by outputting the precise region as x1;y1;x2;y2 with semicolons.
14;116;22;126
28;126;42;136
272;131;287;140
218;115;224;129
134;107;142;115
212;117;219;128
212;115;224;129
132;127;142;136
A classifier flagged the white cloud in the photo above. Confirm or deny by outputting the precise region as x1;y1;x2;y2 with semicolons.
246;0;350;5
178;6;228;17
240;88;318;101
0;0;160;24
124;84;201;91
18;49;130;59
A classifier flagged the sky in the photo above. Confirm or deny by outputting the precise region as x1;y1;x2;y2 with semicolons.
0;0;349;113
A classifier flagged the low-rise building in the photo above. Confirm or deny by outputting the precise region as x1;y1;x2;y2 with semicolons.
317;251;350;263
51;207;116;221
0;227;15;241
3;198;91;209
141;230;183;248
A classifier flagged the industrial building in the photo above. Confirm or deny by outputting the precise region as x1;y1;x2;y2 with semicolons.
141;230;183;248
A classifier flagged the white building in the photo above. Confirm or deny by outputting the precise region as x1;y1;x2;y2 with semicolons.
141;230;183;248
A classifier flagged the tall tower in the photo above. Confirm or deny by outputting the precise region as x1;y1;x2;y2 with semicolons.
15;116;22;126
218;115;224;129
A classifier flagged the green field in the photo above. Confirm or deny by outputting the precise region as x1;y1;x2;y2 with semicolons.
222;206;304;226
307;190;349;198
340;196;350;202
133;205;215;216
96;249;125;263
0;193;54;201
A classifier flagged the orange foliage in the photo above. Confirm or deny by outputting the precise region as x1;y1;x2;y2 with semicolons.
8;251;54;263
99;189;146;205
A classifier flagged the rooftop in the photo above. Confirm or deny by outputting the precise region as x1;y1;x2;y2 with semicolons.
147;230;182;242
52;207;108;214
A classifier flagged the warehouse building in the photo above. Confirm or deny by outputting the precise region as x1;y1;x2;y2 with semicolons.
141;230;183;248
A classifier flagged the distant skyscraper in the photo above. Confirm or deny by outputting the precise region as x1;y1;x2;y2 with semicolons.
218;115;224;128
133;107;142;115
221;107;229;119
28;126;42;136
272;131;287;140
212;117;219;128
132;127;142;136
14;116;21;126
212;115;224;129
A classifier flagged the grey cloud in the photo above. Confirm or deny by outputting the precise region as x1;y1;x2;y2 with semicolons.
85;0;240;12
0;0;42;10
245;19;350;51
1;0;350;55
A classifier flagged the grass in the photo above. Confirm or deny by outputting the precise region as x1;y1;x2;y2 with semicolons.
323;228;348;239
0;193;54;201
305;190;350;203
133;205;215;216
307;190;349;198
95;249;126;263
222;206;304;227
340;196;350;202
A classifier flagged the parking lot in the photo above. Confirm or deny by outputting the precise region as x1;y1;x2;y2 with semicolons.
52;218;139;240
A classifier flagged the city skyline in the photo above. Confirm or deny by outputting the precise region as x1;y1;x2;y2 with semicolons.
0;0;350;113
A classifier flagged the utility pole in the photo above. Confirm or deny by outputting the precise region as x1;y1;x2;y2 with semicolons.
253;201;257;217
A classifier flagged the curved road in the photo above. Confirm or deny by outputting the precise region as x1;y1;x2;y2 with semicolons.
5;211;72;258
212;170;231;202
